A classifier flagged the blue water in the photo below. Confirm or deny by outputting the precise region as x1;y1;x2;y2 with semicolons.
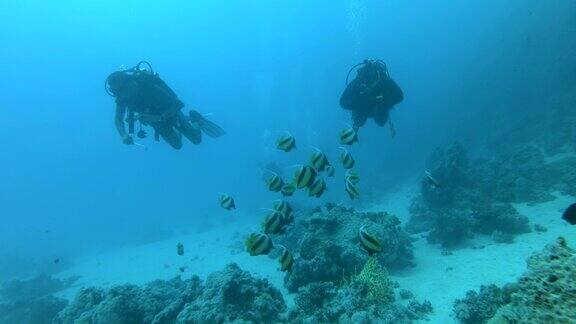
0;0;573;288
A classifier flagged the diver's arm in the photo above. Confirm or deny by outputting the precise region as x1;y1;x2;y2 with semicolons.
115;104;133;144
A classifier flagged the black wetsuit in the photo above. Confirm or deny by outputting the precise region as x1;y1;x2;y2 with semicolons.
340;65;404;130
114;72;201;149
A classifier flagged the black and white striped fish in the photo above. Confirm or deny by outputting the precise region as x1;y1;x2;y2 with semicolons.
339;127;358;145
308;177;327;198
262;210;284;235
339;147;355;169
345;170;359;185
276;133;296;152
245;233;274;256
267;173;284;192
359;225;382;256
281;183;296;197
219;194;236;210
310;148;330;171
345;179;360;200
278;245;294;272
294;165;317;189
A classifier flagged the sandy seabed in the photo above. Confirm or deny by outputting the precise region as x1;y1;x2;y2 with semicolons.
57;182;575;323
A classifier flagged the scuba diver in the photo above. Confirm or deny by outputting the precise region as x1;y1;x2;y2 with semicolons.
340;59;404;135
105;61;225;150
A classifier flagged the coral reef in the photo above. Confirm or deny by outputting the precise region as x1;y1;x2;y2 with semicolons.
408;143;532;247
287;257;431;323
176;264;285;323
0;274;75;324
489;237;576;323
452;284;505;324
55;263;286;324
280;204;414;292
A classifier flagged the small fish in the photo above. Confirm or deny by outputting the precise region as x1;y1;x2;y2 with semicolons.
177;242;185;256
282;211;294;226
345;170;359;185
294;165;317;189
339;127;358;145
54;258;60;265
245;233;274;256
562;203;576;225
424;170;441;189
310;148;330;171
308;177;327;198
281;183;296;197
262;210;284;235
278;246;294;272
276;133;296;152
325;165;335;177
273;200;293;216
267;173;284;192
359;225;382;256
219;194;236;210
345;179;360;200
179;266;188;273
339;147;355;169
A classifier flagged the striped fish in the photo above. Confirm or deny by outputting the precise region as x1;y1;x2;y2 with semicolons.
282;210;294;226
262;210;284;235
294;165;317;189
278;246;294;272
281;183;296;197
276;133;296;152
339;148;355;169
219;194;236;210
267;173;284;192
310;148;330;171
339;127;358;145
345;170;359;185
345;179;360;200
273;200;293;216
245;233;274;256
176;242;184;256
359;225;382;256
308;177;327;198
325;165;335;177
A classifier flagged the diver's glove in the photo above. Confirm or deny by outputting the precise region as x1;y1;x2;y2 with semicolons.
123;135;134;145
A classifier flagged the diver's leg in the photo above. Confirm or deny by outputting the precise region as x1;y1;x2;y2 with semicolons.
374;108;390;127
157;126;183;150
175;112;202;145
352;111;368;130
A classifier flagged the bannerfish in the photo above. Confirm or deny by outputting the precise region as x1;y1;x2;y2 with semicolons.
267;173;284;192
325;165;335;177
277;133;296;152
282;210;294;226
281;183;296;197
339;127;358;145
262;210;284;235
562;203;576;225
294;165;317;189
310;148;330;171
359;225;382;256
177;242;184;256
345;179;360;200
424;170;441;189
308;177;327;198
273;200;293;216
219;194;236;210
345;170;359;185
245;233;274;256
278;246;294;272
339;147;355;169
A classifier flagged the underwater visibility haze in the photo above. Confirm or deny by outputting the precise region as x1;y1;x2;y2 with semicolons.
1;1;576;323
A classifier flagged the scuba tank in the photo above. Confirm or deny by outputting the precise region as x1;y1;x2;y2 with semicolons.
345;59;390;89
105;61;154;97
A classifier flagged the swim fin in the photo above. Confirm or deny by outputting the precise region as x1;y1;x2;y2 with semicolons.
189;110;226;138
